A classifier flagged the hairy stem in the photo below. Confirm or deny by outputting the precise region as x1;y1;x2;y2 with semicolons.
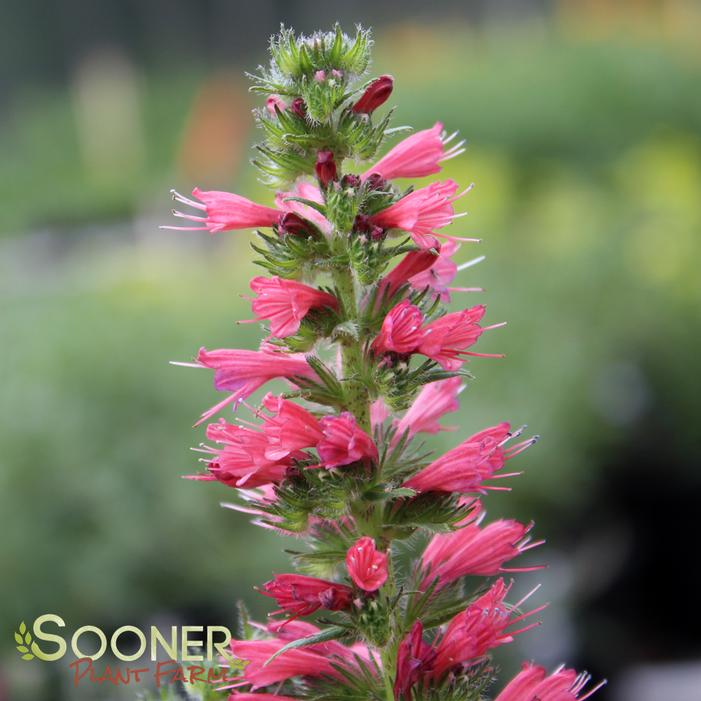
332;252;372;433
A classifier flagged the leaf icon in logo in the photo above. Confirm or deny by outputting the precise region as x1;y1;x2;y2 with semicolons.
15;623;34;661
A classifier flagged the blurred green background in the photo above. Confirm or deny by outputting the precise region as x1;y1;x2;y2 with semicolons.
2;1;700;699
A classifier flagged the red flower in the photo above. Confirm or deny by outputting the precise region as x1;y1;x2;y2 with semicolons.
193;345;316;424
346;537;388;592
494;662;606;701
372;300;425;355
352;75;394;114
231;639;336;689
230;623;372;690
394;621;435;700
407;239;462;301
417;306;488;371
198;420;293;489
403;422;537;494
380;248;440;299
431;579;543;678
317;413;378;467
249;275;338;338
259;393;323;460
370;180;476;249
164;188;281;233
260;573;352;618
422;508;542;588
394;376;462;439
363;122;464;181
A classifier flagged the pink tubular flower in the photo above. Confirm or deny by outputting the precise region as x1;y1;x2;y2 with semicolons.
394;621;435;700
352;74;394;114
363;122;464;181
259;393;323;460
418;305;491;371
372;300;424;355
408;239;462;301
193;345;316;425
495;662;606;701
432;579;543;678
380;248;440;299
403;422;537;493
164;188;281;233
249;275;338;338
346;537;388;591
370;180;476;249
421;512;543;589
394;376;462;439
260;573;352;618
275;180;332;236
317;413;378;467
198;420;292;488
231;639;336;689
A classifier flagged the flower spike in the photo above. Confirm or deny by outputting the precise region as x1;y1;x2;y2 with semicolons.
164;24;603;701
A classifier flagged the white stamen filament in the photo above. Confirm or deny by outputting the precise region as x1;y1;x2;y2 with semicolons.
457;255;486;271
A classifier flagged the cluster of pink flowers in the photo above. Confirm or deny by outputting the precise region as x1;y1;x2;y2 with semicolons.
371;299;504;369
166;26;603;701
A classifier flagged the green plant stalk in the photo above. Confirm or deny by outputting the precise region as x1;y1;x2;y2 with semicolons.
332;237;400;699
331;251;372;434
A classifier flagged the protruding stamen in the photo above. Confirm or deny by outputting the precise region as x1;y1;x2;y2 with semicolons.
171;209;207;222
457;255;486;271
170;188;206;210
579;679;608;700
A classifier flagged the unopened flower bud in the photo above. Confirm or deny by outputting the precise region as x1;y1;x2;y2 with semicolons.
265;95;287;116
315;150;337;188
352;75;394;114
354;214;371;233
364;173;388;191
278;212;310;237
342;174;361;189
290;97;307;118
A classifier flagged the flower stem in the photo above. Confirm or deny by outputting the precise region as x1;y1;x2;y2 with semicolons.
332;251;371;434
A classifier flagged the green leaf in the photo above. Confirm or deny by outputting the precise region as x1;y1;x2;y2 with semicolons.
281;195;328;217
263;625;347;666
17;645;28;653
19;622;26;634
14;633;22;644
